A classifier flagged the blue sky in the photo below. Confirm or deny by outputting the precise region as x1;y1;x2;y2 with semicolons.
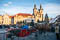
0;0;60;18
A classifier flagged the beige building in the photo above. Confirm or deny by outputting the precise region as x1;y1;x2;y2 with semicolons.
0;15;3;25
0;13;33;25
14;13;33;24
33;4;43;22
3;14;12;25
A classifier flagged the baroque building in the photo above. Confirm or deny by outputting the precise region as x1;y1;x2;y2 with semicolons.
3;14;12;25
14;13;33;24
33;4;43;22
0;15;3;25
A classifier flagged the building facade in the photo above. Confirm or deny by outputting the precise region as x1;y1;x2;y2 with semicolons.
33;4;43;22
0;15;3;25
3;14;11;25
0;4;44;25
14;13;33;24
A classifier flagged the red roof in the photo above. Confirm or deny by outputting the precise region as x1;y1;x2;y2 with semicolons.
9;13;32;18
9;16;14;18
16;13;32;16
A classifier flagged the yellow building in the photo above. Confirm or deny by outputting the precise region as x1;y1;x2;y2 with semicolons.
0;15;3;25
3;14;12;25
0;13;33;25
33;4;43;22
14;13;33;24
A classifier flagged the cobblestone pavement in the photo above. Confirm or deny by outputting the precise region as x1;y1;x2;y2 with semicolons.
7;31;57;40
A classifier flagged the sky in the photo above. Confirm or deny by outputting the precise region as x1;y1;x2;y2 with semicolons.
0;0;60;18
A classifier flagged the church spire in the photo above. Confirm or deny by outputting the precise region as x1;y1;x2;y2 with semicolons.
40;4;42;9
40;4;43;10
34;4;37;9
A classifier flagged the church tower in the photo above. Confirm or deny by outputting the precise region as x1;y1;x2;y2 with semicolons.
33;4;39;22
33;4;43;22
33;0;43;22
33;4;38;22
33;4;37;17
39;4;43;21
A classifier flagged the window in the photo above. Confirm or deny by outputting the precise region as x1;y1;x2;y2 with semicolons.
56;17;60;22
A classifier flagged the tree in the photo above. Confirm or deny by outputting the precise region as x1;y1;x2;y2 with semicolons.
45;13;49;24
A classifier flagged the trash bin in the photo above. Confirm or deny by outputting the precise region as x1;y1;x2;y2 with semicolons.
0;29;7;40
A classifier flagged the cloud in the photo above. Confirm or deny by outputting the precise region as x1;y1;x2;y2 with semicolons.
1;3;60;18
36;3;60;18
42;3;60;18
8;2;12;4
3;4;9;7
3;1;12;7
0;7;33;15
